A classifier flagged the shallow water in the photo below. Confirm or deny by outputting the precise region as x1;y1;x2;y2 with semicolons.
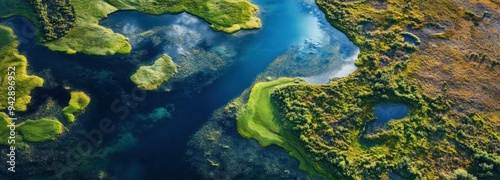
0;0;358;179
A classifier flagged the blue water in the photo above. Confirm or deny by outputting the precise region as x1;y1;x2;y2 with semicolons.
373;102;410;127
0;0;358;179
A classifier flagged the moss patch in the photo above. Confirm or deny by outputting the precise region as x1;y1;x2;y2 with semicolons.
17;118;63;142
0;113;63;147
1;0;261;55
0;25;44;111
62;91;91;123
130;54;178;90
106;0;261;33
234;0;499;179
236;78;328;179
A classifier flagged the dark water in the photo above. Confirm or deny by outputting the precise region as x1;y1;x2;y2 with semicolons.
1;0;358;179
372;102;410;127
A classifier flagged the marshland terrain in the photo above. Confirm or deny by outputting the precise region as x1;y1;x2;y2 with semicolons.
0;0;498;179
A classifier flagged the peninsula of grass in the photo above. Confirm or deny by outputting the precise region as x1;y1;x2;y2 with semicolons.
0;25;44;111
1;0;261;55
62;91;91;123
130;54;178;90
236;78;329;179
0;113;63;147
107;0;262;33
17;118;64;142
235;0;499;179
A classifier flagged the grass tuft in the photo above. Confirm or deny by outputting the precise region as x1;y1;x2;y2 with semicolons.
130;54;178;90
62;91;91;123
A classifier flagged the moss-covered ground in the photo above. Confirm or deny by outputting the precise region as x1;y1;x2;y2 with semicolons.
237;78;299;146
0;26;90;148
0;25;44;111
1;0;261;55
0;113;63;148
107;0;262;33
130;54;178;90
237;0;499;179
236;78;328;179
16;118;64;142
62;91;91;123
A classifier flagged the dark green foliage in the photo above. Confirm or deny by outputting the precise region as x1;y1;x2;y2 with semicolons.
27;0;75;41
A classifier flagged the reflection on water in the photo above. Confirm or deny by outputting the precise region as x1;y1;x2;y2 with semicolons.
0;0;359;179
368;102;410;132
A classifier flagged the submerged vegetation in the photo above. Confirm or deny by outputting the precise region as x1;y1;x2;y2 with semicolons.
62;91;91;123
235;0;499;179
0;26;89;148
130;54;178;90
0;0;261;55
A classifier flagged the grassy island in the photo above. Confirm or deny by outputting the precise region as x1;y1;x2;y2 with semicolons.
62;91;91;123
0;113;63;147
236;0;500;179
130;54;178;90
1;0;261;55
17;118;64;142
0;25;44;111
0;26;65;148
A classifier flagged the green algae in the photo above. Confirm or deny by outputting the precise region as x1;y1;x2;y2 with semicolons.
62;91;91;123
130;54;178;90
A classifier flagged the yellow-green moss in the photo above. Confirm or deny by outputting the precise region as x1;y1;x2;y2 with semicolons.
62;91;91;123
17;118;63;142
0;113;63;147
2;0;261;55
0;25;44;111
130;54;178;90
236;78;329;179
107;0;262;33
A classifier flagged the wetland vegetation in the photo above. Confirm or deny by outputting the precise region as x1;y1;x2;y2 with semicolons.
62;91;91;123
234;0;500;179
0;0;261;55
130;54;178;90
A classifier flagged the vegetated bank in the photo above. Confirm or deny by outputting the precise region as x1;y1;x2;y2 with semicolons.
0;0;262;55
236;0;499;179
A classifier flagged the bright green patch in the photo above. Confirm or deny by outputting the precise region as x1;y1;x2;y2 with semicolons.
1;0;261;55
130;54;178;90
0;113;63;147
62;91;91;123
0;25;44;111
44;23;131;55
235;0;499;179
106;0;262;33
0;113;23;147
17;119;63;142
236;78;328;179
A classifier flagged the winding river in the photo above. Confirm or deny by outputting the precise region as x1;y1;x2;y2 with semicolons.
0;0;358;179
